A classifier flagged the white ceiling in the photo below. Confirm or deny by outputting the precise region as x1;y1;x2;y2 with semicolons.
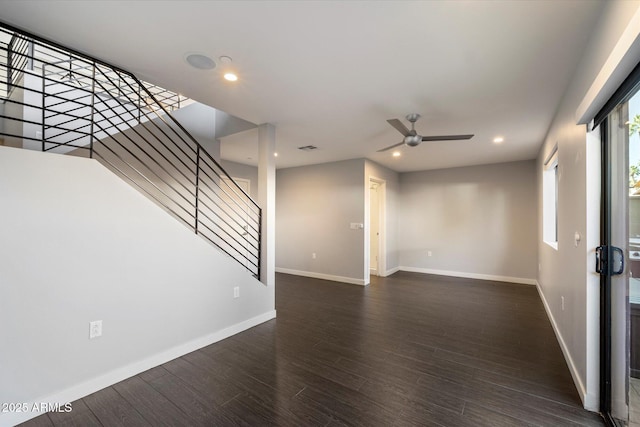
0;1;604;172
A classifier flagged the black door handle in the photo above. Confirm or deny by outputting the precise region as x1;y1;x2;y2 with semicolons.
611;246;624;275
596;245;625;275
596;246;606;274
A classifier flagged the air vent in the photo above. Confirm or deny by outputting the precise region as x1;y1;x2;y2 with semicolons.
298;145;318;151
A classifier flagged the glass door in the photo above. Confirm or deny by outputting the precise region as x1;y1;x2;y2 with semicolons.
600;87;640;425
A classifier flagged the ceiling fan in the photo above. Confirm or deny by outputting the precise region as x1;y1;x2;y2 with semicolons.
377;113;474;152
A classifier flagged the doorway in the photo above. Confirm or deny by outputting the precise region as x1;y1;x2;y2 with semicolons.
368;177;385;277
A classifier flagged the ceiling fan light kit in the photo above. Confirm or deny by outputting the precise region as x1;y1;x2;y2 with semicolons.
378;113;474;152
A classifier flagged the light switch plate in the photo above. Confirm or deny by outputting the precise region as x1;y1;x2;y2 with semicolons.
89;320;102;339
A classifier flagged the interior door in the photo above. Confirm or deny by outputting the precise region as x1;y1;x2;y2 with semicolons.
370;181;379;274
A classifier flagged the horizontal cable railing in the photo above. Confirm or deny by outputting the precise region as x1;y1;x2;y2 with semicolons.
0;23;261;278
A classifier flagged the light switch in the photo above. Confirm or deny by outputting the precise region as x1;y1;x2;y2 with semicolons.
350;223;364;230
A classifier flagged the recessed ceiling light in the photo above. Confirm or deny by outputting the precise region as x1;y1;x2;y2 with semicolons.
185;53;216;70
274;152;278;157
392;151;401;157
493;136;504;144
224;72;238;82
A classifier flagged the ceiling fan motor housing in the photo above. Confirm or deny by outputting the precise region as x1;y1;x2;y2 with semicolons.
405;134;422;146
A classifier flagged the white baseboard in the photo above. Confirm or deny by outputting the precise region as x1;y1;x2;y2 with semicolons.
535;281;594;410
381;266;401;277
275;267;366;286
1;310;277;427
274;266;534;287
398;266;537;285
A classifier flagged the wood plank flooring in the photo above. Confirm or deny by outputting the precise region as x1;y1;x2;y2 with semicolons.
20;272;605;426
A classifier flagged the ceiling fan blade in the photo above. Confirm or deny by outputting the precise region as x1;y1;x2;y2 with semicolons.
387;119;411;137
377;141;405;152
421;134;474;142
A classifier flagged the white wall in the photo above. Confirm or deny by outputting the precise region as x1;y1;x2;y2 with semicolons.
0;146;275;426
2;74;24;148
221;159;259;200
399;160;537;283
276;159;367;285
537;0;640;411
14;73;159;154
171;102;219;158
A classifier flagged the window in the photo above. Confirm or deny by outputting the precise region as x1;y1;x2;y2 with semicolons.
543;148;558;249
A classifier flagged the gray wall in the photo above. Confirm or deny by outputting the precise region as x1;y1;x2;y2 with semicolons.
398;160;537;280
275;158;537;284
0;146;274;426
276;159;366;283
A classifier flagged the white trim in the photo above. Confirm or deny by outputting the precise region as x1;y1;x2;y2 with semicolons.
381;266;401;277
576;5;640;125
367;176;387;280
399;266;536;285
544;145;559;167
535;281;597;411
276;267;367;286
275;265;534;286
1;310;277;427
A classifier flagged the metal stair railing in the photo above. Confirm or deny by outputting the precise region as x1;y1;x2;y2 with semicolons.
0;22;261;278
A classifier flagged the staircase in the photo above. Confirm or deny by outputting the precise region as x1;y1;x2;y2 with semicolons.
0;23;261;278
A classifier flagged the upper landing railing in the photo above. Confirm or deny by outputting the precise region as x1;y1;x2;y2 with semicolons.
0;22;261;278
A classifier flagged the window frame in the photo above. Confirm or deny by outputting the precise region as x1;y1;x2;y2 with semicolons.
543;148;559;250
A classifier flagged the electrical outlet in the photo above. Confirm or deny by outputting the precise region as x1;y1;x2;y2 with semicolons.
233;286;240;299
312;253;316;259
561;296;565;311
89;320;102;339
427;251;432;257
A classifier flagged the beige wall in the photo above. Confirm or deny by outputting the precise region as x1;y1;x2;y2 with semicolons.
399;160;537;281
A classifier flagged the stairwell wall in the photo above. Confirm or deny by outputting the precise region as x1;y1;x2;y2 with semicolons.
0;146;275;427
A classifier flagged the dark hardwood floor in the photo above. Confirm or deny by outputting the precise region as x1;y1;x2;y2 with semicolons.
20;272;605;426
